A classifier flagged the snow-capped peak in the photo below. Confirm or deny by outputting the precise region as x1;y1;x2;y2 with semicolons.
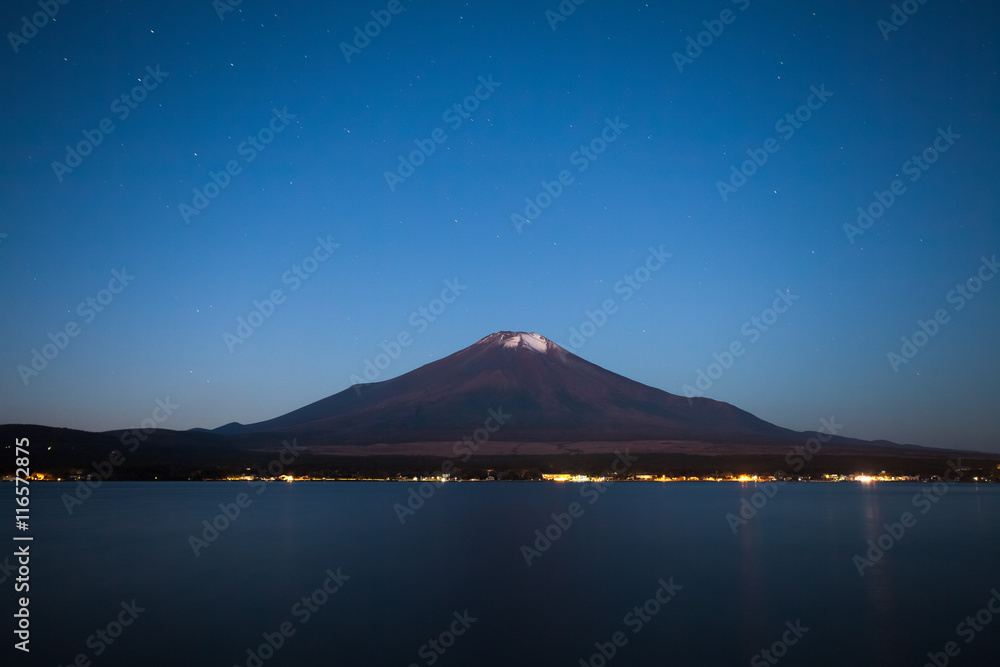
502;332;549;354
477;331;553;354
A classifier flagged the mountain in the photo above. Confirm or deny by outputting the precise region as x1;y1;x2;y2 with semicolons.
4;331;995;479
216;331;901;451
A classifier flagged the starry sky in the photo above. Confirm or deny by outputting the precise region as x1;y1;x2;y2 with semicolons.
1;0;998;452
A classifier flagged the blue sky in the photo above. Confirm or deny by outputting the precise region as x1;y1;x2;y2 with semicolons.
1;0;998;452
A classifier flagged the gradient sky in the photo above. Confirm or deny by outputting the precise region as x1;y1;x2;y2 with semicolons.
1;0;997;452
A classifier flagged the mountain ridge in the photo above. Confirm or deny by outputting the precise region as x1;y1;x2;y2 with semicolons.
5;331;989;471
213;331;917;452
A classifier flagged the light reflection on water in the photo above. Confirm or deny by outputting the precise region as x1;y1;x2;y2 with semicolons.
9;481;1000;666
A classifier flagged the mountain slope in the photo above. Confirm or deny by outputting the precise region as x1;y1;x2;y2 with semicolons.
221;331;824;446
5;332;989;476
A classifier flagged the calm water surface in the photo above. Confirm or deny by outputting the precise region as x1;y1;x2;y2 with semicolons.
6;481;1000;666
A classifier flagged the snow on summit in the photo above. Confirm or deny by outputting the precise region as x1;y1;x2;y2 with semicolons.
479;331;552;354
502;332;549;353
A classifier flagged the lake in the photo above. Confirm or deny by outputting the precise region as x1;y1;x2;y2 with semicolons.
6;481;1000;666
